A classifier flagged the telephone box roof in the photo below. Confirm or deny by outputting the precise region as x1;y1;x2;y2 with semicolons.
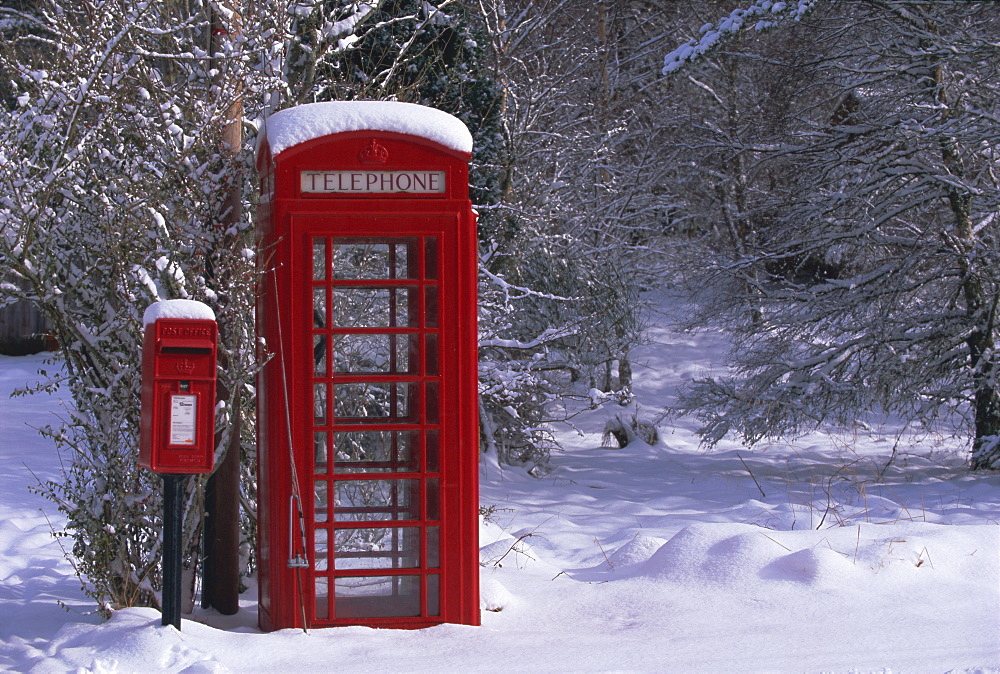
258;101;473;158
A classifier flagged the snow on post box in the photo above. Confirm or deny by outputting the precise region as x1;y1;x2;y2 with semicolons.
255;101;480;631
140;300;218;474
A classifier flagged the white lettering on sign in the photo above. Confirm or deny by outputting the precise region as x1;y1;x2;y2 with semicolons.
301;171;446;194
169;394;197;446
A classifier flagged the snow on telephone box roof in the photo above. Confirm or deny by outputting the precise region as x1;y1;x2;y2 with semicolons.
258;101;473;158
143;299;216;327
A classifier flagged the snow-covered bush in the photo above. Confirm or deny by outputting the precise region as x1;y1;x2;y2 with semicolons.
0;0;265;613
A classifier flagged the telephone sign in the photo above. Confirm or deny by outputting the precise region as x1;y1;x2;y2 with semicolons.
301;170;446;194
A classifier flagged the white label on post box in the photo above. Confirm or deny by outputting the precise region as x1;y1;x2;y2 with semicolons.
169;395;197;446
301;171;446;194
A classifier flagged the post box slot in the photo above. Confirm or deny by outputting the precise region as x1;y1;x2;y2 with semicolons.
159;346;214;354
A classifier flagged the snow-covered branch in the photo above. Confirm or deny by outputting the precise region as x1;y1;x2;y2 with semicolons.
661;0;821;75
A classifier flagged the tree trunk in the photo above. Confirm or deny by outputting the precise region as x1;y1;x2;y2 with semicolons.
935;47;1000;470
955;199;1000;470
202;421;241;613
618;355;632;390
947;176;1000;470
962;261;1000;470
202;1;244;613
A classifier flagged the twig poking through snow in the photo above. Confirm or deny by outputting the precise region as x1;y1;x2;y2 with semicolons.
737;452;766;498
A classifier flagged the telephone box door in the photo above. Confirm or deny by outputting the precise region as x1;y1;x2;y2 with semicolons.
296;215;473;626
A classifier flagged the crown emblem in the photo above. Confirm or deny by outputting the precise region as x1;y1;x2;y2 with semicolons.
176;359;196;375
359;138;389;165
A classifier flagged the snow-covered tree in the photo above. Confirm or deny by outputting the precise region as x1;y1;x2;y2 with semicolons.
0;0;275;613
471;1;687;465
274;0;665;468
664;1;1000;470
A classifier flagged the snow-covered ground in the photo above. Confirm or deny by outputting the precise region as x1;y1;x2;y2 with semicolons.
1;310;998;673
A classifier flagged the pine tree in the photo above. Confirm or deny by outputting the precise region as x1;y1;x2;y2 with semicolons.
664;1;1000;471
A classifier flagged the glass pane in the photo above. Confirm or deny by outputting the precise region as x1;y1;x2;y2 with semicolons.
334;430;418;472
334;288;413;328
425;382;439;424
315;528;328;571
316;577;329;620
334;575;420;618
425;334;438;376
334;334;412;374
333;240;416;280
313;239;326;280
428;575;440;616
426;478;439;521
397;334;417;374
333;479;419;522
314;335;327;375
334;382;415;422
315;481;328;523
313;287;326;328
314;383;327;425
334;527;419;570
424;238;438;280
427;526;440;568
425;431;439;473
314;432;328;474
425;286;438;328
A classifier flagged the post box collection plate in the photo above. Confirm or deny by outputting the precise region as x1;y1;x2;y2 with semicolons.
168;394;198;446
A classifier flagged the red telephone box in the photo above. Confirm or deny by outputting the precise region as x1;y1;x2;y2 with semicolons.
255;102;479;630
139;300;218;474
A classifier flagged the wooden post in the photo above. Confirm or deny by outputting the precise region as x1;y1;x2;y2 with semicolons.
202;0;243;616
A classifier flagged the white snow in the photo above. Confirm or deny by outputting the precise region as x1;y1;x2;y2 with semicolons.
323;4;374;40
258;101;473;158
2;295;999;672
142;299;215;327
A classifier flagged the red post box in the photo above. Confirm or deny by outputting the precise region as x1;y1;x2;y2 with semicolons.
139;300;218;474
255;102;479;630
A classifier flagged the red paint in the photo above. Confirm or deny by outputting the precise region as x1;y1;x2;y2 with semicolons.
139;318;218;474
256;123;479;630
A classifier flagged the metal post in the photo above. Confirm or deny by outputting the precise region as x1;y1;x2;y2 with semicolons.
162;474;185;629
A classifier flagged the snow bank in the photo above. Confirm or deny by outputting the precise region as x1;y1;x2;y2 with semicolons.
142;299;215;327
640;521;997;592
608;533;667;569
259;101;473;158
4;293;1000;673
